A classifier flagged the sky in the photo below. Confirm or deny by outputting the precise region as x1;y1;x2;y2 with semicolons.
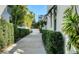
27;5;47;22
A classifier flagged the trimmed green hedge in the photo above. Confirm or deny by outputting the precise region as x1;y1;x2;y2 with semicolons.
42;30;64;54
0;18;14;50
40;28;42;33
19;29;30;38
14;26;30;42
0;18;30;51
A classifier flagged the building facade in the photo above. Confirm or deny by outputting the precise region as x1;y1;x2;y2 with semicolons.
46;5;57;31
44;5;79;53
0;5;10;22
0;5;6;17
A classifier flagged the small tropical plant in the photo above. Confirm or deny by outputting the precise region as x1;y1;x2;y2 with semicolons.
62;5;79;53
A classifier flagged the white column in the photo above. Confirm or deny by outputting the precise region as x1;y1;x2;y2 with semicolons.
51;10;54;30
0;5;6;16
47;14;51;30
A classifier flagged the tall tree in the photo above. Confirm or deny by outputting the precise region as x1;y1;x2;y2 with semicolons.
7;5;28;26
23;11;35;28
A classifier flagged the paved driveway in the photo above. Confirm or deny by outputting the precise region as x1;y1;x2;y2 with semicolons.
8;29;46;54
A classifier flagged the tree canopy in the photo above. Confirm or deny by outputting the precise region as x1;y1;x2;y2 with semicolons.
7;5;27;25
7;5;35;28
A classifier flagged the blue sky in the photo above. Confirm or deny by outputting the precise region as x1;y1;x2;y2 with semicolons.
27;5;47;22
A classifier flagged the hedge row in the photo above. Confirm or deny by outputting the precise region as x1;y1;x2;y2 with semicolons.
0;18;30;51
14;26;30;42
42;30;64;54
40;28;42;33
0;18;14;50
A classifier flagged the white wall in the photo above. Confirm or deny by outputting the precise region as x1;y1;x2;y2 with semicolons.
52;9;54;30
1;7;10;22
0;5;6;17
0;5;10;22
56;5;70;32
47;14;52;30
76;6;79;15
47;5;54;30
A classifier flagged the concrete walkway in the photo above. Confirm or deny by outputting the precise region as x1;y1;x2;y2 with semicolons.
8;29;46;54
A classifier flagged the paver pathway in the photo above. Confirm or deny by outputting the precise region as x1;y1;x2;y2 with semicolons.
8;29;46;54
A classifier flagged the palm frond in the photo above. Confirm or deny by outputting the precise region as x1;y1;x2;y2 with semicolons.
62;6;79;52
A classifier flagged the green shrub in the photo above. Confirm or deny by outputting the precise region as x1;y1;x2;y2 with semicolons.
0;18;14;50
19;28;30;38
42;30;64;54
40;28;42;33
14;26;30;42
7;23;14;45
14;25;20;41
0;18;30;50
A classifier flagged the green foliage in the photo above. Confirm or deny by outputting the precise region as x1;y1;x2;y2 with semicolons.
0;18;14;50
24;12;35;28
40;28;42;33
20;29;30;38
14;26;30;42
7;5;31;43
8;5;35;28
62;6;79;53
7;5;28;25
39;20;47;27
32;20;47;29
42;30;64;54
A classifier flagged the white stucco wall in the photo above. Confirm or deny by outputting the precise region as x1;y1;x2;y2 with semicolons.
0;5;10;22
56;5;70;32
47;5;54;30
76;6;79;15
47;14;52;30
52;9;54;30
0;5;6;17
1;7;10;22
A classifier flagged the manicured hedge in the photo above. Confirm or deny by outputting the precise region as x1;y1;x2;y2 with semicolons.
14;26;30;42
0;18;14;50
42;30;64;54
0;18;30;50
40;28;42;33
19;29;30;38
